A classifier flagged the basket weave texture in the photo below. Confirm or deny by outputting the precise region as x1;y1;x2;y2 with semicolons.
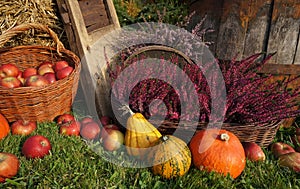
0;23;81;122
153;120;282;147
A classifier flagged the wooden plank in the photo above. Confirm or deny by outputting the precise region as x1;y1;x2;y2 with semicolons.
267;0;300;64
215;0;271;60
258;63;300;75
78;0;111;32
215;0;247;60
189;0;224;55
243;0;272;58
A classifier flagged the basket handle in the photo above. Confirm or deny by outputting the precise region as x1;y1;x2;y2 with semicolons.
0;23;65;55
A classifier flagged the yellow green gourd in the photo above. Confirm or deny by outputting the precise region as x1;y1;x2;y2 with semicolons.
125;112;162;159
149;135;192;179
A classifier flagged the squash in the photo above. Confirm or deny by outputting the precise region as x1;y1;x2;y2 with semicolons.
125;113;162;159
0;113;9;140
149;135;191;179
189;129;246;179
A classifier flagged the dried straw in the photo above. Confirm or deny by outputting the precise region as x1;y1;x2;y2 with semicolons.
0;0;66;47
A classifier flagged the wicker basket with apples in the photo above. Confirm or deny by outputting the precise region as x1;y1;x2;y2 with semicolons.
0;23;81;122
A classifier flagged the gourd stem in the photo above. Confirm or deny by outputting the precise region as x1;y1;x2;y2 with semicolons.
220;133;230;141
119;104;134;116
161;135;169;142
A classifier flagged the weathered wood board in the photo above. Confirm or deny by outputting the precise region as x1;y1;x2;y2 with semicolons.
56;0;120;117
267;0;300;65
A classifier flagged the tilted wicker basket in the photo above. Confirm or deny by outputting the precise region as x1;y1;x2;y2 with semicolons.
0;23;81;122
99;44;283;147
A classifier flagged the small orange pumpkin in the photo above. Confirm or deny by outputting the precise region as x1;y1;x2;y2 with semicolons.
189;129;245;179
0;113;10;140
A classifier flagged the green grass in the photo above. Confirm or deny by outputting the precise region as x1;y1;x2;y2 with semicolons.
1;120;300;188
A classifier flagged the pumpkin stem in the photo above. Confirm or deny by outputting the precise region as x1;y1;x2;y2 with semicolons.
220;133;230;141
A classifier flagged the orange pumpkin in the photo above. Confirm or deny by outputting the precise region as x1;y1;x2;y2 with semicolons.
0;113;10;140
189;129;245;179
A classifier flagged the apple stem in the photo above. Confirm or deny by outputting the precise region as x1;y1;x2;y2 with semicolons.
220;133;230;142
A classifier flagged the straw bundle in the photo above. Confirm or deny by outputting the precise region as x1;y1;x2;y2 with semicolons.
0;0;66;47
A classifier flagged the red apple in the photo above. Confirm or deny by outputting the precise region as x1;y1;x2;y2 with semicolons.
59;120;81;136
54;60;69;72
102;129;124;151
0;76;22;88
100;124;120;140
11;120;37;136
38;61;53;69
100;116;112;126
80;121;101;140
242;142;266;162
80;117;95;125
22;135;51;159
278;152;300;173
56;66;73;80
22;68;37;79
17;71;22;78
0;152;19;183
56;113;75;124
0;63;19;78
25;75;50;87
43;73;57;84
271;142;295;158
38;64;55;75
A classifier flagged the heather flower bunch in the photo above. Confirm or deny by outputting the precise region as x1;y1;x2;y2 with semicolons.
108;51;300;124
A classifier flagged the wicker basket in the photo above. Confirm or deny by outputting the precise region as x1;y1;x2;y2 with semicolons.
98;44;282;147
151;120;283;147
0;23;81;122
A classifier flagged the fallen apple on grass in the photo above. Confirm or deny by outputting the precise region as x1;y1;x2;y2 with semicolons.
80;121;101;140
278;152;300;173
56;113;75;124
270;142;295;158
102;129;124;152
100;124;120;140
22;135;52;159
80;117;95;125
11;120;37;136
242;142;266;162
59;120;81;136
0;152;19;183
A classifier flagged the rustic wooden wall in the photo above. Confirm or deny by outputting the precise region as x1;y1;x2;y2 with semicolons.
190;0;300;65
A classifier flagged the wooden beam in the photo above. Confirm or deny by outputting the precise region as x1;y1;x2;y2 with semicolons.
258;63;300;75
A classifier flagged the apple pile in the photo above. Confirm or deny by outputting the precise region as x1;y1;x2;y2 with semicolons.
0;61;73;88
56;113;124;152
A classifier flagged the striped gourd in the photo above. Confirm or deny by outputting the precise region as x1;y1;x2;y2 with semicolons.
149;135;191;179
125;113;162;159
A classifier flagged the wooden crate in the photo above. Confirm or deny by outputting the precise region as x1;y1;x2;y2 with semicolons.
190;0;300;127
